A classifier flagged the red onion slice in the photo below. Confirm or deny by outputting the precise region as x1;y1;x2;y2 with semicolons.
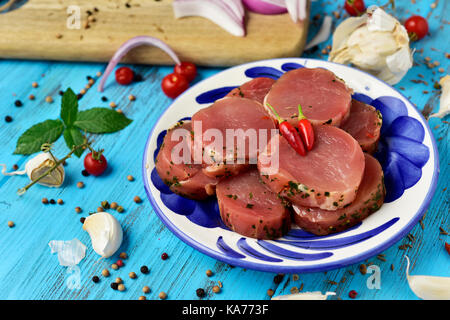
98;36;180;92
243;0;287;14
173;0;245;37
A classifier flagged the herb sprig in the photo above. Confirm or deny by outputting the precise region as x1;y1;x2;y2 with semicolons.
14;88;132;157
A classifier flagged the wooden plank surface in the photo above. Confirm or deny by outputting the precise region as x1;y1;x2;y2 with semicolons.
0;0;448;300
0;0;309;66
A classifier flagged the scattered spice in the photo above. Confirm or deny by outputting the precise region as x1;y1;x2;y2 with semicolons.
29;94;35;100
274;274;284;284
110;202;118;210
118;284;125;291
45;96;53;103
5;116;13;123
267;289;274;297
129;272;137;279
14;100;23;107
134;196;142;203
111;263;119;270
116;259;124;267
212;285;221;293
42;197;49;204
77;181;84;188
348;290;358;299
97;207;104;212
7;221;15;228
143;286;151;293
159;291;167;300
49;199;56;204
110;282;119;290
109;102;117;108
290;286;299;294
75;206;82;213
102;269;110;277
81;169;90;177
138;296;146;300
206;269;213;277
101;96;108;102
80;217;86;224
115;277;123;284
117;206;124;213
12;164;18;170
119;252;128;259
32;82;38;88
128;95;136;101
196;288;206;298
101;200;109;209
57;199;64;205
359;264;367;275
92;276;100;283
161;252;169;260
140;265;149;274
127;175;134;181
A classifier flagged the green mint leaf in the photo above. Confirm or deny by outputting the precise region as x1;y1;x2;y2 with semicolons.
60;88;78;126
14;119;64;155
74;108;132;133
63;127;85;158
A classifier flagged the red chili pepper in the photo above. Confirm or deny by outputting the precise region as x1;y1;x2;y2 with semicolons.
297;104;315;151
266;103;306;156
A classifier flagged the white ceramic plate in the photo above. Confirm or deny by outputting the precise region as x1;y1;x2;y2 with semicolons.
142;58;439;273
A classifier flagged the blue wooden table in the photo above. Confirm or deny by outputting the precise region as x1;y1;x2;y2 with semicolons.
0;0;448;300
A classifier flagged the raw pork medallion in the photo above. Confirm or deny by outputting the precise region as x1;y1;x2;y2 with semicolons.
340;99;382;154
226;77;276;104
156;121;219;199
191;97;276;179
216;168;290;239
264;67;352;127
293;154;385;235
258;124;365;210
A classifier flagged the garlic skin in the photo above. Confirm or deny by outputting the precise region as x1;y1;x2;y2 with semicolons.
272;291;335;300
0;152;64;187
429;75;450;119
329;6;413;85
405;256;450;300
82;212;123;258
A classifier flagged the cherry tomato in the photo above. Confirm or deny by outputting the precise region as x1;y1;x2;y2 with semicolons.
84;152;108;176
344;0;365;16
404;15;429;41
174;62;197;82
115;67;134;85
161;73;189;99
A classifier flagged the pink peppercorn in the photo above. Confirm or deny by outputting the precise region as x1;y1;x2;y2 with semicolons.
116;259;124;267
348;290;358;299
161;253;169;260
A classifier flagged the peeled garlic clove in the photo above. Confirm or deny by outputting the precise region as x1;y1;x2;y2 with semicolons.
272;291;335;300
405;255;450;300
1;152;64;187
82;212;123;258
429;75;450;119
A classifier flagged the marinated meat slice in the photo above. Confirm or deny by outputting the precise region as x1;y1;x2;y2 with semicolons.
293;154;385;235
264;68;352;127
340;99;382;154
258;124;365;210
155;121;219;199
191;97;277;178
216;168;291;239
226;77;276;104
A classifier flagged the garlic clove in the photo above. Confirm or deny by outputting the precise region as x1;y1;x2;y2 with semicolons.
271;291;335;300
429;75;450;119
82;212;123;258
48;238;87;267
26;152;64;187
405;256;450;300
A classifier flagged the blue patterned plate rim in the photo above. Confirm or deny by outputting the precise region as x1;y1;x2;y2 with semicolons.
142;58;439;273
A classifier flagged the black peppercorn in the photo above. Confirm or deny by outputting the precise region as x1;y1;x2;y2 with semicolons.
110;282;119;290
49;199;56;204
81;169;90;177
134;74;143;82
77;93;82;100
101;96;108;102
140;265;149;274
14;100;23;107
5;116;13;123
92;276;100;283
196;288;206;298
80;217;86;224
58;90;64;96
273;274;284;284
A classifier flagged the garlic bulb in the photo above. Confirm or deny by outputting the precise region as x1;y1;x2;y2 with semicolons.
82;212;123;258
405;256;450;300
429;75;450;119
0;152;64;187
329;6;413;85
272;291;335;300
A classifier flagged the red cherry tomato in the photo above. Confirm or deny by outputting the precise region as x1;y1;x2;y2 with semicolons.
115;67;134;85
174;62;197;83
161;73;189;99
344;0;365;16
84;152;108;176
404;15;429;41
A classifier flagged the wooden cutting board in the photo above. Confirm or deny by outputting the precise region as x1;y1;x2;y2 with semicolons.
0;0;309;67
